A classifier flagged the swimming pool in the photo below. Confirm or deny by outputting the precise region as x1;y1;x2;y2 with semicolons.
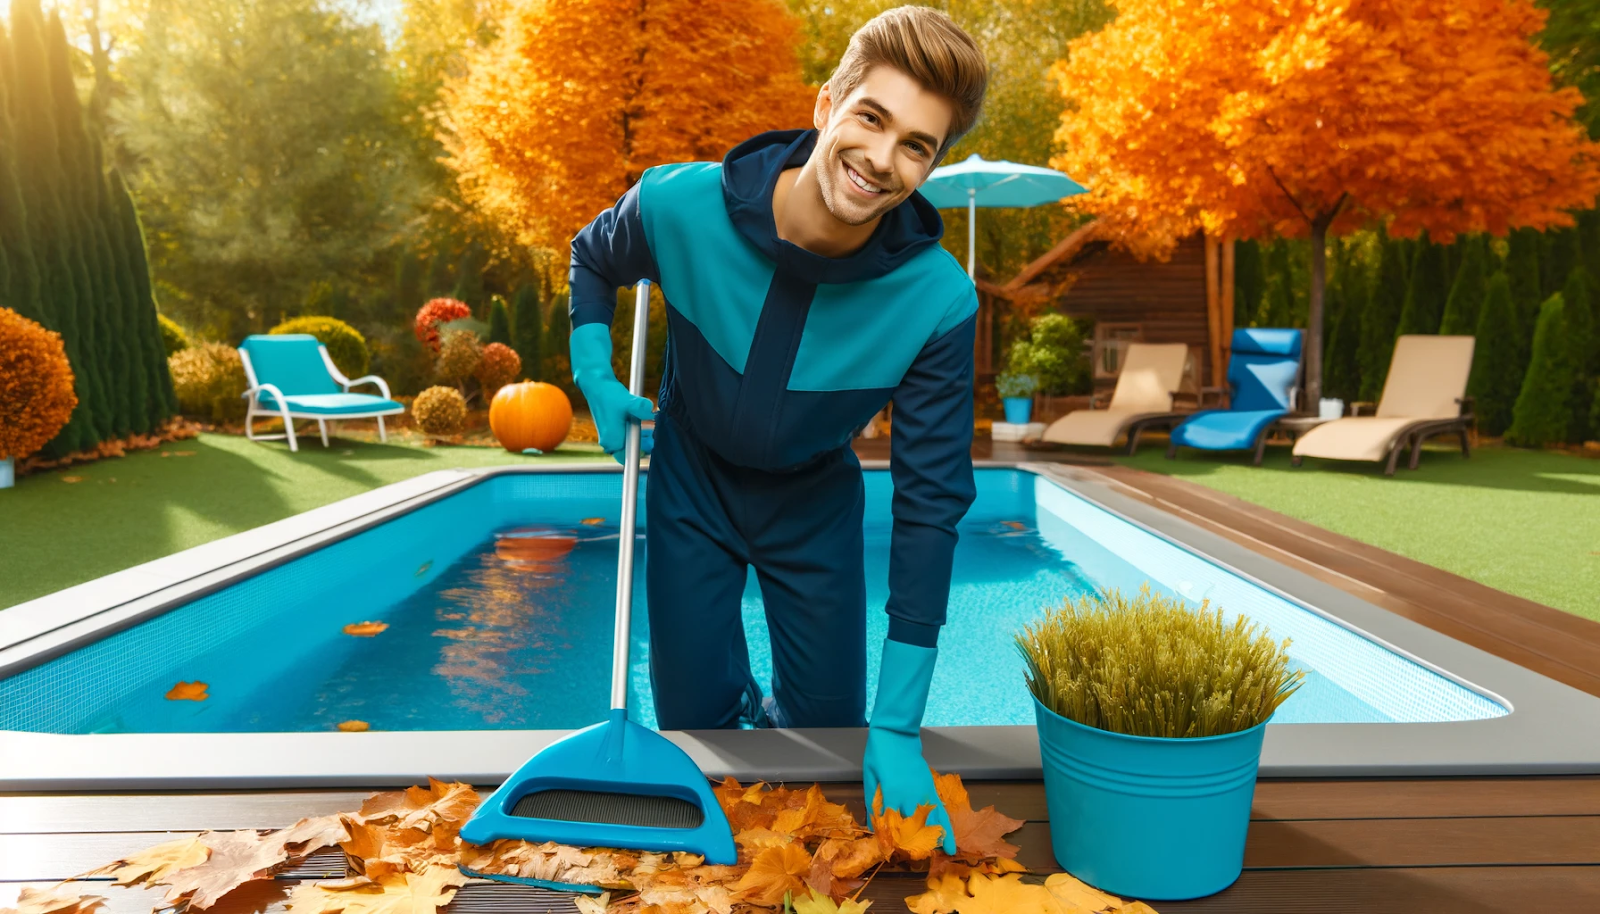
3;461;1599;789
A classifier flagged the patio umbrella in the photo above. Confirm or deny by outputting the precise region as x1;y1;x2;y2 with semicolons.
918;153;1088;280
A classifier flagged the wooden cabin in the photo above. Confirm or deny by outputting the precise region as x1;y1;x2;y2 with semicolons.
975;221;1237;407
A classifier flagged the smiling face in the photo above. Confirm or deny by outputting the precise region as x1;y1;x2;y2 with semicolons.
810;65;956;227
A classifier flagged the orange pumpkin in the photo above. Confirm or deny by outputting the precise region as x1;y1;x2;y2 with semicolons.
490;381;573;453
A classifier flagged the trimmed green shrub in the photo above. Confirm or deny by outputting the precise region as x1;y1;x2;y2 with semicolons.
1469;273;1524;436
1396;233;1448;336
1506;228;1542;348
1542;227;1580;301
1008;313;1088;396
1323;258;1364;403
512;281;543;382
269;315;369;380
995;373;1038;398
1506;293;1574;447
168;342;247;422
544;290;572;388
157;313;190;355
1439;236;1488;335
487;294;512;347
1359;237;1407;401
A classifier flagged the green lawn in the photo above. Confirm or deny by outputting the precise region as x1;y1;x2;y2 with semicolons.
0;432;608;609
1118;443;1600;621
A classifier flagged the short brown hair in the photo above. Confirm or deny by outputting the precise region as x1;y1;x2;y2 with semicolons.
826;6;988;166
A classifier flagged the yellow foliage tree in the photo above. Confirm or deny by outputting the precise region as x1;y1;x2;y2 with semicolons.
439;0;818;256
1051;0;1600;400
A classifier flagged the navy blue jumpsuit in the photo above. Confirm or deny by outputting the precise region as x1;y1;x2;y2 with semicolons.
568;128;978;730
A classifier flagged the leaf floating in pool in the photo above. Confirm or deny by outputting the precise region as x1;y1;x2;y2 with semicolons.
581;517;605;526
62;475;83;483
338;720;370;732
1001;521;1027;530
165;681;208;701
343;621;389;637
415;560;433;577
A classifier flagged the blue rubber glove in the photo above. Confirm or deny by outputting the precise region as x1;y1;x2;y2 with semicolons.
571;323;656;464
863;638;957;856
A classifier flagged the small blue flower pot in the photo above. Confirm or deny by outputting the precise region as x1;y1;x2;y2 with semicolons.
1033;695;1268;900
1002;397;1033;425
0;456;13;489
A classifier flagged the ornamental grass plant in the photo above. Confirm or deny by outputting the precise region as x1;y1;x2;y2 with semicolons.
1017;585;1304;738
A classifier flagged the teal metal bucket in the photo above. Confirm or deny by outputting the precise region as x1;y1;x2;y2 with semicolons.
1032;695;1267;900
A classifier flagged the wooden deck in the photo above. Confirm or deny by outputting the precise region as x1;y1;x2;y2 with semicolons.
7;440;1600;910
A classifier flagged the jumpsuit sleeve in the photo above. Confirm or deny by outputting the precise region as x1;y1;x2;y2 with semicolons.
569;174;662;330
884;288;980;648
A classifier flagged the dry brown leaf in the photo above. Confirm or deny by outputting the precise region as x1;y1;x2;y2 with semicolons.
285;867;465;914
174;451;195;456
572;891;610;914
581;517;605;525
159;830;279;909
771;784;858;841
1043;873;1124;913
905;873;968;914
961;873;1068;914
933;773;1024;861
81;836;210;884
457;840;627;888
61;476;81;483
0;885;106;914
731;843;811;906
342;622;389;637
338;721;370;732
354;778;480;834
165;681;208;701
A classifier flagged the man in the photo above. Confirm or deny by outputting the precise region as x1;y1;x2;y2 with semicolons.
566;6;987;850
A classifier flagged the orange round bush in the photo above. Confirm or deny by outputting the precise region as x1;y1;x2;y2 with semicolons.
489;381;572;453
0;307;78;459
475;342;522;398
413;297;472;352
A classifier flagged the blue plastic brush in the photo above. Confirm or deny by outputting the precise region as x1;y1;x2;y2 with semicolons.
459;280;738;885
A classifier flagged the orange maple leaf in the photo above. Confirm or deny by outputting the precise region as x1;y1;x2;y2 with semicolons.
933;772;1025;860
732;843;812;906
165;681;207;701
905;872;968;914
870;802;945;863
342;622;389;637
81;836;210;885
338;720;370;732
2;885;107;914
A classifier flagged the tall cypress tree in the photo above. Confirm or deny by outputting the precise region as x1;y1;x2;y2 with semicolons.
1506;227;1543;350
98;142;150;432
487;295;512;347
545;289;572;388
425;247;453;297
1359;237;1407;401
9;0;90;454
1469;273;1523;436
0;20;44;327
1397;232;1449;336
1542;227;1580;301
1506;293;1574;447
1562;268;1596;443
512;280;543;382
452;241;487;313
1580;210;1600;286
1259;240;1294;328
1323;243;1365;403
44;10;114;441
109;167;176;423
1233;239;1265;328
1439;235;1489;336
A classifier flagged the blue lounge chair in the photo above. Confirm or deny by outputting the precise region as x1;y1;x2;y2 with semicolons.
1166;328;1302;465
238;334;404;452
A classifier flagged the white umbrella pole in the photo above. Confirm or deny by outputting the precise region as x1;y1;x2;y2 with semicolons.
967;188;977;281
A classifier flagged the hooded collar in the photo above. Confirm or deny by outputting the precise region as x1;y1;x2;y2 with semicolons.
721;128;944;285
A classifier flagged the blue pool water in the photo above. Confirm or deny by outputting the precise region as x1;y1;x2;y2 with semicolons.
0;469;1506;733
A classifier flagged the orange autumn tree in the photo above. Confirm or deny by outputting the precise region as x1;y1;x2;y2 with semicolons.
439;0;818;256
1051;0;1600;401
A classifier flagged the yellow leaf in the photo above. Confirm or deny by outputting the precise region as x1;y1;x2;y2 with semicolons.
932;772;1024;860
573;891;610;914
338;720;370;732
343;622;389;637
81;836;209;885
285;868;465;914
1;885;106;914
1044;872;1124;913
962;874;1069;914
870;804;944;862
792;886;872;914
904;873;968;914
732;843;811;906
166;681;208;701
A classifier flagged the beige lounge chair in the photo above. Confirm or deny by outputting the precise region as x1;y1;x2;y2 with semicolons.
1039;342;1191;454
1292;335;1475;475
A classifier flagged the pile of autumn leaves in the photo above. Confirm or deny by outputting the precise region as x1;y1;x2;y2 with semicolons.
5;776;1160;914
